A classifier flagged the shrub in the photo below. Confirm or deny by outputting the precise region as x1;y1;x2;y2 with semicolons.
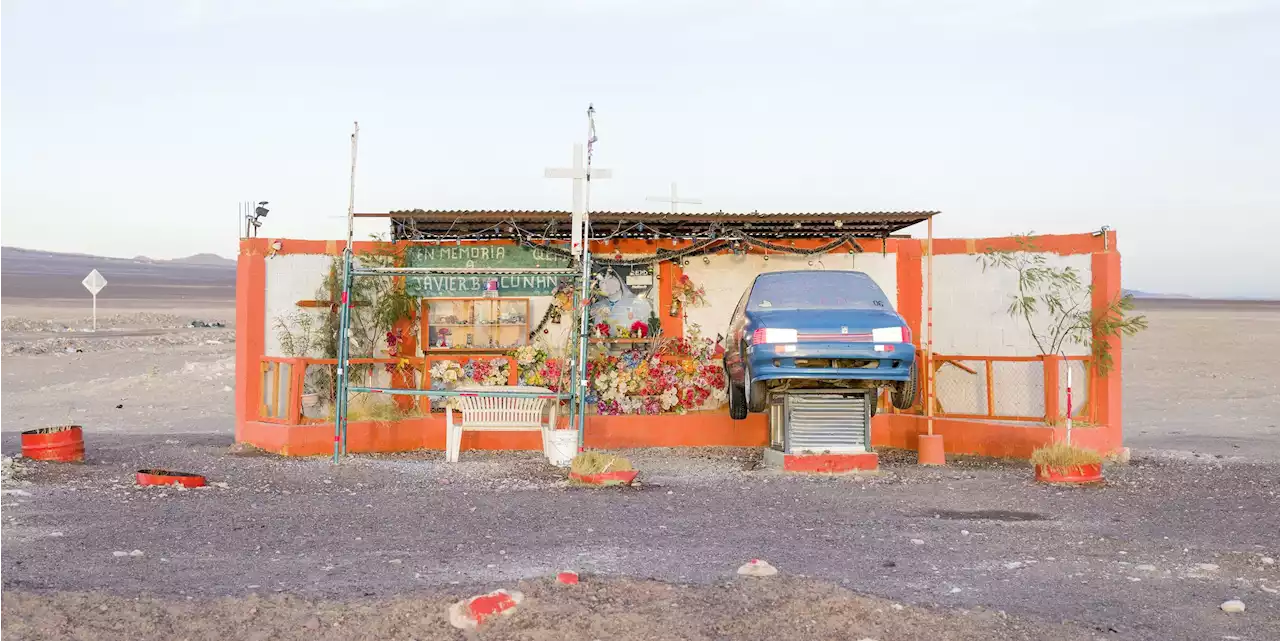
1030;441;1102;469
570;451;633;476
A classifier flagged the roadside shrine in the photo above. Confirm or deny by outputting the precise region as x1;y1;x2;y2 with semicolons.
236;209;1125;461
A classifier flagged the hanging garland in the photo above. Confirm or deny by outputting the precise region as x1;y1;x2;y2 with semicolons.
514;229;861;268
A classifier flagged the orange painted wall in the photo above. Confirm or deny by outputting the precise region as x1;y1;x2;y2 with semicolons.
235;230;1126;459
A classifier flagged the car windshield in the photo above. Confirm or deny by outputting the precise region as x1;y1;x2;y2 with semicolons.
748;272;889;310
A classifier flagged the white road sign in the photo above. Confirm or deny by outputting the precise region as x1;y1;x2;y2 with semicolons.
82;269;107;295
82;269;107;331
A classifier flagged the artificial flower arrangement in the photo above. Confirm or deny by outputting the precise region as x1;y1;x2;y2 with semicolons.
585;323;727;416
671;274;708;307
511;344;567;392
427;357;512;410
383;329;413;373
629;320;649;338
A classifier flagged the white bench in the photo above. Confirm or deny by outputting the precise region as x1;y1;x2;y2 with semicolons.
445;385;559;463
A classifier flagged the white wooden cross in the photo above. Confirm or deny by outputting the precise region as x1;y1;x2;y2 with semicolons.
646;182;702;214
544;143;612;256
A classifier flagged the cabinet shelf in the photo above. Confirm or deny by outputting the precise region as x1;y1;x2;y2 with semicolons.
421;297;531;351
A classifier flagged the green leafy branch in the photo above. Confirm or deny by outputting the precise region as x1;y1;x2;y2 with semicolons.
977;234;1146;375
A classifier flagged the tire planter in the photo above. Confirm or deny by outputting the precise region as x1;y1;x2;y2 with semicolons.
136;469;207;488
21;426;85;462
569;470;639;487
1035;463;1103;484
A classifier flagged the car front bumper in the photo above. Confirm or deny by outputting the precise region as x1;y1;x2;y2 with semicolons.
746;342;916;384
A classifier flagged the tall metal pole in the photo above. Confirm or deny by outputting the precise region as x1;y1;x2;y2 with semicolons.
576;105;598;451
334;122;360;463
925;215;935;436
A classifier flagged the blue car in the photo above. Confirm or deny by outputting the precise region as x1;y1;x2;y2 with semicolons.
724;270;918;419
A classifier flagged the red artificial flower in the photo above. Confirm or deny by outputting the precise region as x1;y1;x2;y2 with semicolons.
630;321;649;338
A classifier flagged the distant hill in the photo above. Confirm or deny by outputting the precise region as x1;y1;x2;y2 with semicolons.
131;252;236;267
1124;289;1195;299
172;253;235;266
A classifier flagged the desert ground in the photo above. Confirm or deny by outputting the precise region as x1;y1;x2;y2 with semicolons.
2;277;1277;640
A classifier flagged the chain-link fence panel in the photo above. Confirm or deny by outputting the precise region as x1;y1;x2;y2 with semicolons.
991;360;1044;419
933;360;988;416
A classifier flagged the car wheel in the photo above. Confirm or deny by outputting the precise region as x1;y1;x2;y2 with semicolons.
892;365;919;410
729;383;748;420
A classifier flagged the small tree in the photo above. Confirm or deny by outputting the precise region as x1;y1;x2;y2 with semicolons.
977;235;1146;375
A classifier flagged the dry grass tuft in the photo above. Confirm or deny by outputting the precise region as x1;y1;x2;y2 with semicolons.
570;451;633;476
1030;441;1102;468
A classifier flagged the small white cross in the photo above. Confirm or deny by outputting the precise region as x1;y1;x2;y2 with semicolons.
545;143;612;255
646;182;702;214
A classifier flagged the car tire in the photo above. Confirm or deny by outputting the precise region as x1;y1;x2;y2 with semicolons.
729;384;748;420
748;380;768;413
892;365;919;410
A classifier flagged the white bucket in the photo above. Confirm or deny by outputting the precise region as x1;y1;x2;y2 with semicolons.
545;429;578;468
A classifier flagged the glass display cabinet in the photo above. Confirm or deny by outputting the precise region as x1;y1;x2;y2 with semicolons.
422;298;530;352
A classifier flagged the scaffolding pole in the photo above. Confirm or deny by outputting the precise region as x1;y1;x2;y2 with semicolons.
335;122;359;463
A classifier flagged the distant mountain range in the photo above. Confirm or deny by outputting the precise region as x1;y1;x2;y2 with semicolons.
131;253;236;267
1;246;235;302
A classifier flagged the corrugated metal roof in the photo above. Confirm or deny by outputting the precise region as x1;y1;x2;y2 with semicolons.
368;209;938;240
364;209;937;220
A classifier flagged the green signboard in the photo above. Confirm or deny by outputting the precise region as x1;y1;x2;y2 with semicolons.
404;244;573;297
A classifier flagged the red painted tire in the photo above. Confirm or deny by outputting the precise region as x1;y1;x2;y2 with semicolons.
21;426;85;462
1035;463;1103;484
136;469;207;488
569;470;639;486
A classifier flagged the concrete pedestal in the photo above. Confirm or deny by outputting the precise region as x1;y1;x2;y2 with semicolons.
763;448;879;473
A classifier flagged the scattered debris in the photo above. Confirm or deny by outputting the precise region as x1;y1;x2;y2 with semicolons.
1;489;33;497
911;539;925;545
1262;557;1275;565
1003;561;1023;570
112;551;128;558
189;320;227;329
448;589;524;630
1135;564;1158;571
1195;563;1220;572
129;550;144;557
737;559;778;577
1219;599;1246;613
557;571;580;585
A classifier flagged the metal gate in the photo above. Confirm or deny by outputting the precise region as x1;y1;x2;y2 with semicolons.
769;389;872;454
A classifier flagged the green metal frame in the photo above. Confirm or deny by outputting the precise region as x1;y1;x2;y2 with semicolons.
331;254;590;463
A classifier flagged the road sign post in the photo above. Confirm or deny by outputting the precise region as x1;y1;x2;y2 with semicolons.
82;269;107;331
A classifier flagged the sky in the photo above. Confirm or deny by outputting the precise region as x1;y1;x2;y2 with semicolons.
2;0;1277;298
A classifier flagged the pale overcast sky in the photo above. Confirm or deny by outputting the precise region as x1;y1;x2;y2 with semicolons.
2;0;1277;297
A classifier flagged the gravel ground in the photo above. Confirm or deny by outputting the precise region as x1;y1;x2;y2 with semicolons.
3;303;1279;640
2;440;1277;640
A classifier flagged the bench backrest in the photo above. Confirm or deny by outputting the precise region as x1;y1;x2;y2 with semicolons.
457;395;547;429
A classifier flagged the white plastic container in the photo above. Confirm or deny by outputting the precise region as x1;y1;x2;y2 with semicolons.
545;429;578;468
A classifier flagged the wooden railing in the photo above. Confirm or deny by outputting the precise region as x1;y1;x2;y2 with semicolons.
258;354;518;425
926;353;1093;424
